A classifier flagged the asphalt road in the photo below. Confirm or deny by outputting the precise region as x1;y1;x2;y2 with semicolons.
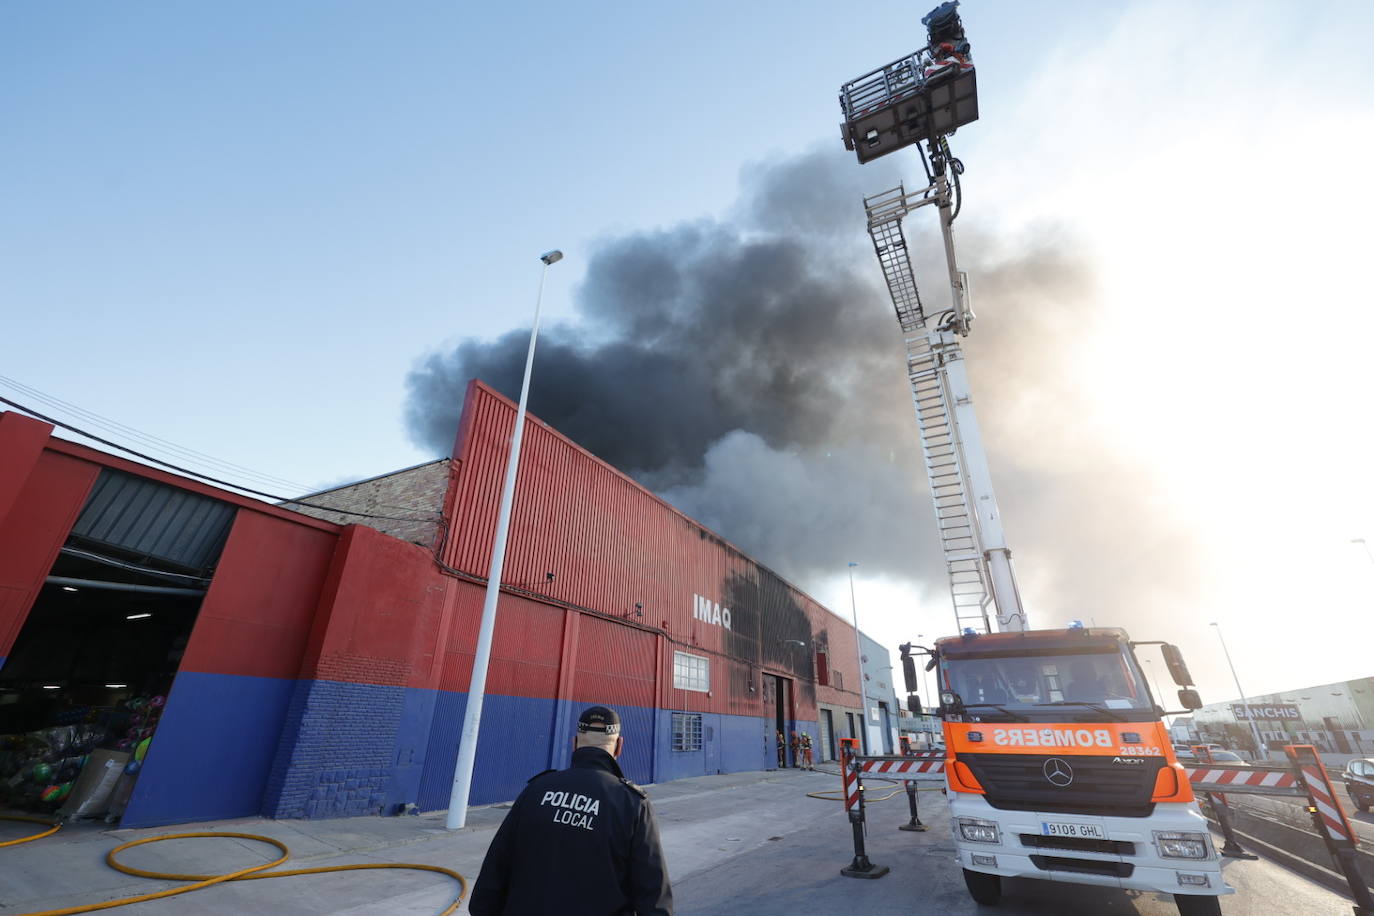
1;767;1357;914
668;770;1354;916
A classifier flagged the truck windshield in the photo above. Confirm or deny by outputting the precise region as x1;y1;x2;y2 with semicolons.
943;650;1153;720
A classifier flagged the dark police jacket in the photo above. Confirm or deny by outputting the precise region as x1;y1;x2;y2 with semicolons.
469;746;673;915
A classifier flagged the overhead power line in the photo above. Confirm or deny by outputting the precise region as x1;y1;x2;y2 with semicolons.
0;393;437;524
0;373;311;492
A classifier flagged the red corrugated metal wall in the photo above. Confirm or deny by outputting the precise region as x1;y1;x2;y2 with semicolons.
0;442;98;659
180;510;339;679
442;382;865;720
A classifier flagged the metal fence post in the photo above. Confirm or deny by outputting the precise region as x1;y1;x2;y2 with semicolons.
839;738;889;878
1192;745;1257;859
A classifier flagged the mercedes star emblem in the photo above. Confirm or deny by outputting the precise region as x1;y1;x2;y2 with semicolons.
1043;757;1074;788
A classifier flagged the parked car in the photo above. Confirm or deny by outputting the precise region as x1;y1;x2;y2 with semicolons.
1341;758;1374;812
1207;750;1249;766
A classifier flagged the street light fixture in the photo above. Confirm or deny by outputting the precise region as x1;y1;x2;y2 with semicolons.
447;249;563;830
1209;621;1266;760
1353;538;1374;567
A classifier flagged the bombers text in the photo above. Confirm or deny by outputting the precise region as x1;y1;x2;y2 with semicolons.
992;727;1113;748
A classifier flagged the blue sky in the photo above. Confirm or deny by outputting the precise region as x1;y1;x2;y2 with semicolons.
4;1;1374;700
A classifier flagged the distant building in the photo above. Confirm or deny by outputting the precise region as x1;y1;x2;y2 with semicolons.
1191;676;1374;757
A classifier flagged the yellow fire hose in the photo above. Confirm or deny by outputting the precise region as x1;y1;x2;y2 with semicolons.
803;767;945;802
1;819;467;916
1;814;62;846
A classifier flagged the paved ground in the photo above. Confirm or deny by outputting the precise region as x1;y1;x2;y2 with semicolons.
0;768;1357;914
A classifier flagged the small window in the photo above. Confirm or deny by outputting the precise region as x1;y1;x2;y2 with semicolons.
672;712;703;751
673;651;710;692
815;650;830;687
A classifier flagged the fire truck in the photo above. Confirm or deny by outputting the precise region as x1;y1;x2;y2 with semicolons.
838;4;1227;913
911;629;1225;913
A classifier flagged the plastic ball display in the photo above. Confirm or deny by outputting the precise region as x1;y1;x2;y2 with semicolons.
149;695;166;708
134;737;152;762
57;781;74;800
40;784;62;802
124;759;142;776
32;762;53;781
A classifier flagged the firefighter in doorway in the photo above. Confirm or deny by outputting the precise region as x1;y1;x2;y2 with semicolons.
789;731;800;768
800;733;814;770
776;730;786;768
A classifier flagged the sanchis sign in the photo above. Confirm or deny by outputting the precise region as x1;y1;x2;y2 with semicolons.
1232;703;1301;721
992;727;1113;748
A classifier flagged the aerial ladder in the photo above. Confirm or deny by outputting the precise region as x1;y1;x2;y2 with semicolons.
838;0;1024;635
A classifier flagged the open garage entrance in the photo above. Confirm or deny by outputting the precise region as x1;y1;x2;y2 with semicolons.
0;469;233;820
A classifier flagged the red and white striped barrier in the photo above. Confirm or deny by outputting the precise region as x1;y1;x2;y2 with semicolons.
1184;765;1302;796
859;755;946;778
1298;763;1353;843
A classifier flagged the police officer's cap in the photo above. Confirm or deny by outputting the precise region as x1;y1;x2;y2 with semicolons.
577;705;621;736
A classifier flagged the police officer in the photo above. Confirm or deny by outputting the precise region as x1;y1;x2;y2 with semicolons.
469;705;673;915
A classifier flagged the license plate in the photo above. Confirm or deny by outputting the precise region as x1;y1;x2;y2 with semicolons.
1041;821;1105;839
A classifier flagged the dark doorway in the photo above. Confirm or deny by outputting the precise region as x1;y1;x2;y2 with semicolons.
821;709;836;761
762;673;791;767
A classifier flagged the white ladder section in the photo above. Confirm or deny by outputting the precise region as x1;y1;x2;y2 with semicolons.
865;184;994;635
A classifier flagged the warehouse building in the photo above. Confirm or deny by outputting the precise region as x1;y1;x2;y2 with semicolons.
0;381;875;827
1187;676;1374;758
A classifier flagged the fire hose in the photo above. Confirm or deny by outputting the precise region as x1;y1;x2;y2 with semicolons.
0;818;467;916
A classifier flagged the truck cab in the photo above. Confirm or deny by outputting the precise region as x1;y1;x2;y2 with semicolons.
928;626;1229;915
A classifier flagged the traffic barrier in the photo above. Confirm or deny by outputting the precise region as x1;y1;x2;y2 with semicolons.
838;738;889;879
856;750;945;832
1285;745;1374;916
858;754;946;777
1188;746;1262;859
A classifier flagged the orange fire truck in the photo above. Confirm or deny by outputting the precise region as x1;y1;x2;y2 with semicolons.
839;4;1227;911
910;628;1225;914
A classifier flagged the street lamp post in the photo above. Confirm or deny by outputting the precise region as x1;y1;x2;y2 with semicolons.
446;250;563;829
1209;621;1266;761
1353;538;1374;568
847;562;868;753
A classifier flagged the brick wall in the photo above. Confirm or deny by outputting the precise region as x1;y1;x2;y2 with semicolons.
280;459;449;548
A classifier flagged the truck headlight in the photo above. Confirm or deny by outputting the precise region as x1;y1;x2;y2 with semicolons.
957;817;1000;844
1153;831;1211;860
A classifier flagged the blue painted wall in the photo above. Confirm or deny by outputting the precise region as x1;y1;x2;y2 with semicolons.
122;671;295;828
263;679;410;819
122;679;822;826
415;691;560;812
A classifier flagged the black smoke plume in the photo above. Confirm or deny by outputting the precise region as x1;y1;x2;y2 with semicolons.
405;146;1202;635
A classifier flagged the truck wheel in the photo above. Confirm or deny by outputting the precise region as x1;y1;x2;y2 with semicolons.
962;868;1001;905
1174;893;1222;916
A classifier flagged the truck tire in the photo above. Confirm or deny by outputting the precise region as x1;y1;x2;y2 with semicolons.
1174;893;1222;916
962;868;1001;905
